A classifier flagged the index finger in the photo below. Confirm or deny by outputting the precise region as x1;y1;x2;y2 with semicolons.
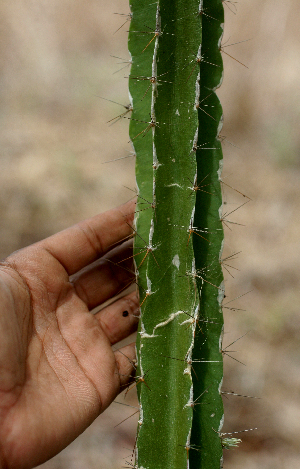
41;199;136;275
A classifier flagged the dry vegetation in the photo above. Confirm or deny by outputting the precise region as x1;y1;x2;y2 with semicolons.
1;1;300;468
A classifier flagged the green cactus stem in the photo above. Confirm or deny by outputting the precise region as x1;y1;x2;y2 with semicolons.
128;1;225;468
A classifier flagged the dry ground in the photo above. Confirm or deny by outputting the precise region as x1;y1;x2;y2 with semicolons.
1;1;300;468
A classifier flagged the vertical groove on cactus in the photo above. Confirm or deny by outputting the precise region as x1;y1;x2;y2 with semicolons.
128;0;225;467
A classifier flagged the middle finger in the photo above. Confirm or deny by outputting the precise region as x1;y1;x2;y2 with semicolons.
70;240;135;310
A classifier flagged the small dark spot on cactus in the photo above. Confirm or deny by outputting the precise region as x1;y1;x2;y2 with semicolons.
122;310;129;317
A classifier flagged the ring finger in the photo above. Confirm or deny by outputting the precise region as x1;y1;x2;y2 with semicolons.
95;290;140;345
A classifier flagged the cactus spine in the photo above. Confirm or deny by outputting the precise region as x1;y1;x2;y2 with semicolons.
128;1;225;468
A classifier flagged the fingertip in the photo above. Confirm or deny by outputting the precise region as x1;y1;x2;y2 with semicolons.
118;199;136;225
114;343;137;388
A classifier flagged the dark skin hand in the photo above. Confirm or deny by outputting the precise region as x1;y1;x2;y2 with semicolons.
0;200;139;469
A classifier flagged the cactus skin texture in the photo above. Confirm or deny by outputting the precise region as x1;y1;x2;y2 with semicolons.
128;1;225;468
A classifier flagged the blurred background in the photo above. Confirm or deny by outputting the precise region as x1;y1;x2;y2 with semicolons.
1;0;300;467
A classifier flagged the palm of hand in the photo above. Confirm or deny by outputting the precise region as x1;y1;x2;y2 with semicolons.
0;201;138;469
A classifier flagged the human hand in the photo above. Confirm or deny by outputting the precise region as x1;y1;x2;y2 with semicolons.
0;200;139;469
